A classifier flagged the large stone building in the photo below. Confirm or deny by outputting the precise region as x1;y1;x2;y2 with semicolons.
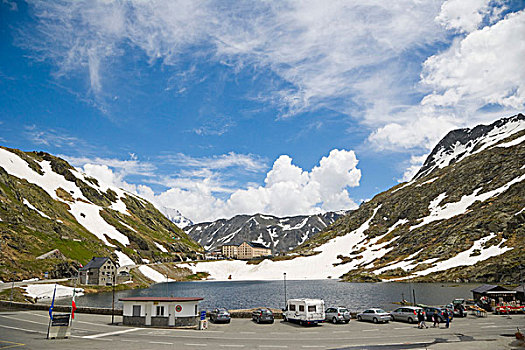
79;257;117;286
220;241;271;259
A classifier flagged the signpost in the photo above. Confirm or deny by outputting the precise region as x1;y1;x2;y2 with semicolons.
198;310;207;330
48;314;71;339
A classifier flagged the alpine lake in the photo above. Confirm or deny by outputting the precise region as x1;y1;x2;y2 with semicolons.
71;280;478;312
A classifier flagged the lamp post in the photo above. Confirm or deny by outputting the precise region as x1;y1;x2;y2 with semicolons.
283;272;287;309
111;274;115;325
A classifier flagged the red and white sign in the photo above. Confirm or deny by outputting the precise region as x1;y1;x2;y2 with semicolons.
175;305;182;312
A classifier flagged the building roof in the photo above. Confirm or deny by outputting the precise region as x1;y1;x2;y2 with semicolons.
80;257;112;270
471;284;509;293
247;241;270;249
119;297;203;302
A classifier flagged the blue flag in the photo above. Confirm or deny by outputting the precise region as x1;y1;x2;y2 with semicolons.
48;284;57;320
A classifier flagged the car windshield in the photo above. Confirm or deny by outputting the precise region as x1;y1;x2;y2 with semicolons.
262;309;272;314
339;309;348;313
376;309;387;314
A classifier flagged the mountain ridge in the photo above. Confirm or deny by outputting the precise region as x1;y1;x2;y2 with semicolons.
0;147;202;281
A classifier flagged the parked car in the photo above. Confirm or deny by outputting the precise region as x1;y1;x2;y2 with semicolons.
283;298;325;326
423;307;453;323
357;308;391;323
390;306;424;323
325;307;351;324
209;308;231;323
252;308;274;324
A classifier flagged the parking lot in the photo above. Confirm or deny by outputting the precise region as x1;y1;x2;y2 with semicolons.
0;309;523;349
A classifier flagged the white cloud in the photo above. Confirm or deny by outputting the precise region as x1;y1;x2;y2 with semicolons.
436;0;493;33
161;152;266;173
68;149;361;223
152;149;361;222
19;0;525;180
422;10;525;110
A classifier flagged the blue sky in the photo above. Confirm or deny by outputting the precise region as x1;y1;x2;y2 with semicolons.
1;0;524;223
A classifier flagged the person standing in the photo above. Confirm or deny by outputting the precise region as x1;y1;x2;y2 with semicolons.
418;310;427;329
432;310;440;328
444;310;450;328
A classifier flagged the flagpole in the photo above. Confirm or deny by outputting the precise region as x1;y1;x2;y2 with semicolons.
47;284;57;339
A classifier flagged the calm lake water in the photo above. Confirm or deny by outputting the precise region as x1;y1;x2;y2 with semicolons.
72;280;477;311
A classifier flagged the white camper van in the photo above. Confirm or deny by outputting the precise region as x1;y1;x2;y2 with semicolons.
283;299;325;325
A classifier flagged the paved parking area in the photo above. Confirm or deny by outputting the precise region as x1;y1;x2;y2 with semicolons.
0;309;523;349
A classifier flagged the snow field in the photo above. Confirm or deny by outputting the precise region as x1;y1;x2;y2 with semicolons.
138;265;174;283
23;284;84;300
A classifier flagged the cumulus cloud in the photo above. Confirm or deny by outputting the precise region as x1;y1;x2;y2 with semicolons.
68;149;361;223
436;0;494;33
422;10;525;110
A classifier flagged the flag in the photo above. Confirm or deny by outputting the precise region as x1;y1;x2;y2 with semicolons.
71;287;77;319
48;284;57;320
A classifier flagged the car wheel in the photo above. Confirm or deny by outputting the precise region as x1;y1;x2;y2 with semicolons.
270;320;274;324
345;320;350;324
408;317;413;323
357;316;362;321
332;317;338;324
373;317;378;324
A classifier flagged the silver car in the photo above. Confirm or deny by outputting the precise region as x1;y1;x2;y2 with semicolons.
357;308;391;323
390;306;424;323
325;307;351;324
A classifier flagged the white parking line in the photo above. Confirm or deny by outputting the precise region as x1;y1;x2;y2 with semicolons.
259;346;288;348
150;341;173;345
83;328;141;339
240;331;256;334
302;346;325;348
185;344;207;347
362;329;380;332
220;345;244;348
332;330;350;333
394;327;411;329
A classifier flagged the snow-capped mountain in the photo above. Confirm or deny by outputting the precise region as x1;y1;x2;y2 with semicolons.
414;113;525;180
186;211;346;253
0;147;202;281
186;114;525;283
160;206;193;229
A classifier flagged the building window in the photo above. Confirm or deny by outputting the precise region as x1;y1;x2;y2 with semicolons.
195;305;198;315
289;304;296;311
132;305;141;317
308;306;316;312
156;306;165;316
299;305;305;312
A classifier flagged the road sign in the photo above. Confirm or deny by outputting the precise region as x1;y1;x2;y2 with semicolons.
200;310;206;320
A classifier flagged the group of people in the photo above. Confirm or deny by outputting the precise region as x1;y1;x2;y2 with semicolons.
417;310;451;329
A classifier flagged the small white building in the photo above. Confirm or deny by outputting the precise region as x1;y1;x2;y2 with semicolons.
120;297;203;327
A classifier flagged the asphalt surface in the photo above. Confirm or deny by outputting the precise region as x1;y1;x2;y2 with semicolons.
0;309;524;350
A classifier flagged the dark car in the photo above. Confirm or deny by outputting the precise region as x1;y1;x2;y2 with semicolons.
209;308;231;323
252;308;274;324
424;307;453;322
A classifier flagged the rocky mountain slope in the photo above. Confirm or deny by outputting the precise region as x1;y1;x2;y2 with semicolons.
0;147;202;281
188;114;525;283
186;211;345;253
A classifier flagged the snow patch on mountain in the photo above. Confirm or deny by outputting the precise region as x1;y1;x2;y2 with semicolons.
186;207;380;280
411;173;525;230
114;250;135;267
415;114;524;179
22;198;50;219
